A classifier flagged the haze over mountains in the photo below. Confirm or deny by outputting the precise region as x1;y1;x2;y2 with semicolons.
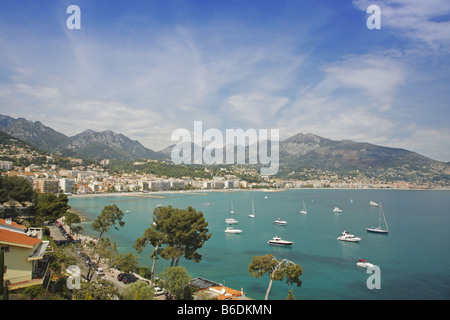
1;114;449;182
0;115;165;161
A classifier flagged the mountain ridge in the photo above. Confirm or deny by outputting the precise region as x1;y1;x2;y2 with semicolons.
0;114;449;185
0;115;166;161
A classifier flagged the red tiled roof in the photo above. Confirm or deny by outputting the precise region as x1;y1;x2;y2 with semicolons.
0;219;27;230
0;228;41;247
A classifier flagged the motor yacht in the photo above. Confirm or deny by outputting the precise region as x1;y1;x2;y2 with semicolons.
224;227;242;234
356;259;374;268
274;218;287;225
225;218;238;224
267;236;293;246
337;230;361;242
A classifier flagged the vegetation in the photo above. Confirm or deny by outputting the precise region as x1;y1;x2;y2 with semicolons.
122;280;155;300
248;254;303;300
135;205;212;270
33;193;71;224
87;204;125;281
0;174;33;206
159;266;192;300
107;159;213;179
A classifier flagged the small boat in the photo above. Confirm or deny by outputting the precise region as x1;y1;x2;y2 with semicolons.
125;210;131;213
300;200;307;214
369;201;379;207
264;196;268;199
333;207;342;213
356;259;374;269
249;199;255;218
267;236;293;246
367;203;389;234
225;218;238;224
230;201;234;214
224;227;242;234
337;230;362;242
274;218;287;225
157;204;163;208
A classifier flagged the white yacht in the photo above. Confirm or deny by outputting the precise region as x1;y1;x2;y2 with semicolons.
333;207;343;213
274;218;287;225
224;227;242;234
300;200;307;214
367;203;389;234
337;230;362;242
249;199;255;218
369;201;379;207
267;236;293;246
225;218;238;224
356;259;374;268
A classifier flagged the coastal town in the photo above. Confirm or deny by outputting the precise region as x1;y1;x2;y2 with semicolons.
1;133;447;199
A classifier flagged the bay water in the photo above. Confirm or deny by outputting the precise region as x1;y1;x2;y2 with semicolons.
68;189;450;300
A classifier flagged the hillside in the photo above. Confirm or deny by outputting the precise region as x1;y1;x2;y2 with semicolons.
1;114;449;185
277;133;450;185
0;115;167;161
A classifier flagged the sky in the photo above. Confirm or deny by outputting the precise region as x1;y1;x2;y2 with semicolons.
0;0;449;161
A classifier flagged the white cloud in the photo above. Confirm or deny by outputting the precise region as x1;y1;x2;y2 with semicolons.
322;52;407;111
353;0;450;50
222;92;289;126
388;126;450;162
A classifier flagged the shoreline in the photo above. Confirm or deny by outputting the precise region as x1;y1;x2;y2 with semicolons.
68;187;450;199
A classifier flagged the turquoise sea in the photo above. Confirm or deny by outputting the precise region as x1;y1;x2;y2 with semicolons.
68;189;450;300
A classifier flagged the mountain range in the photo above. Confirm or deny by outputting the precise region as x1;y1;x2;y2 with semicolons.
1;114;449;183
0;115;166;160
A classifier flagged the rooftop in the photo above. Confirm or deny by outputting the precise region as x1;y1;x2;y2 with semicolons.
0;228;41;248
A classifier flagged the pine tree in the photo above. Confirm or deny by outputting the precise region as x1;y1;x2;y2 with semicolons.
286;288;295;300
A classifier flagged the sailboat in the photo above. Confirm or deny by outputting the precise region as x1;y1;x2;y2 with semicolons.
300;200;307;214
367;203;389;234
333;207;342;213
230;201;234;214
249;199;255;218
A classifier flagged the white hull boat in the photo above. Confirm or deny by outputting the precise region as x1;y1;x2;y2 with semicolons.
249;199;255;218
224;227;242;234
356;259;374;268
337;230;361;242
300;200;307;214
369;201;379;207
268;236;293;246
225;218;238;224
274;218;287;225
333;207;342;213
367;203;389;234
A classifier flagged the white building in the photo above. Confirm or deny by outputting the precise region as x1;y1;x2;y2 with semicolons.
0;160;13;170
59;178;75;194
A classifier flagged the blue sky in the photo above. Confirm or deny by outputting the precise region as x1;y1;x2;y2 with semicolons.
0;0;449;161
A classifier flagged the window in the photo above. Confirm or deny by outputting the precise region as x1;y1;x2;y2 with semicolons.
0;246;9;253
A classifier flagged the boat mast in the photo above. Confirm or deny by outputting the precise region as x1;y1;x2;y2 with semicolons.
380;204;389;232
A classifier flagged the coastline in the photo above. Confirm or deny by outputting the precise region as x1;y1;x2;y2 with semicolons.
67;186;450;200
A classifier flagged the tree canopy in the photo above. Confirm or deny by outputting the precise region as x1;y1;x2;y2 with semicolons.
91;204;125;239
160;266;192;300
248;254;303;300
0;174;33;205
33;193;71;224
135;205;212;270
